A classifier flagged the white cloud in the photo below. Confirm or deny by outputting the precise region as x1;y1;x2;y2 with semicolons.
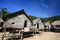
42;3;45;7
42;3;48;8
46;5;48;8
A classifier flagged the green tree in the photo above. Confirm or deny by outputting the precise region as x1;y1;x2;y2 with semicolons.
0;8;9;17
28;15;38;20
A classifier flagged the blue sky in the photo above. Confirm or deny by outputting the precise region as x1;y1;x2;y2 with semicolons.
0;0;60;18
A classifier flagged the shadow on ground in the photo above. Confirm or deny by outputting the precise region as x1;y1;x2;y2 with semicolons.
8;32;34;40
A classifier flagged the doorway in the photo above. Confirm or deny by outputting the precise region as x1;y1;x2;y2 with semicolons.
37;23;39;29
24;20;27;27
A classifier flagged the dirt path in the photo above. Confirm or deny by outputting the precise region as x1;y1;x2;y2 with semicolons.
0;32;4;40
24;32;60;40
0;32;60;40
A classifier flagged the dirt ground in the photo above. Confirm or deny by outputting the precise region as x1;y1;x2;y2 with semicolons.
0;32;4;40
0;32;60;40
24;32;60;40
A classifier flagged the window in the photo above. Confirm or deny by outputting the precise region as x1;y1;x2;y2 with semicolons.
0;22;4;27
11;22;15;24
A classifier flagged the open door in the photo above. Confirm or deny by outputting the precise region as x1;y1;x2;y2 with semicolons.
24;20;27;28
37;23;39;29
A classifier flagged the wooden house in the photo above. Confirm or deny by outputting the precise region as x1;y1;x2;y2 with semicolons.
33;18;44;31
44;22;51;31
2;10;32;30
52;20;60;32
1;9;33;40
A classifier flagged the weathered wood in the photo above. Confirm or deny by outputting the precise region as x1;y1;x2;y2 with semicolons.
33;18;44;31
4;14;31;29
2;29;23;40
21;31;23;40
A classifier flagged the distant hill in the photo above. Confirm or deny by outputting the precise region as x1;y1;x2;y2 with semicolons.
28;15;60;22
42;16;60;22
28;15;38;20
0;9;60;23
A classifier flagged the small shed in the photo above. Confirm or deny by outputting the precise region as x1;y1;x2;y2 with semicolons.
33;18;44;31
2;9;32;29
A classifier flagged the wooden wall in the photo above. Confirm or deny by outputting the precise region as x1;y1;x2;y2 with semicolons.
4;14;31;29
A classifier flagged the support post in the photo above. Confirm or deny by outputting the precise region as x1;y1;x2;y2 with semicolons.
21;29;23;40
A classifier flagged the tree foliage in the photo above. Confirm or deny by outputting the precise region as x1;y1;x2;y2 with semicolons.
42;16;60;22
28;15;38;20
0;8;60;23
0;8;9;17
29;15;60;23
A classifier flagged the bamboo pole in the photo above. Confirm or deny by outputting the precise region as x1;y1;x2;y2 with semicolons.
2;23;6;40
20;29;23;40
